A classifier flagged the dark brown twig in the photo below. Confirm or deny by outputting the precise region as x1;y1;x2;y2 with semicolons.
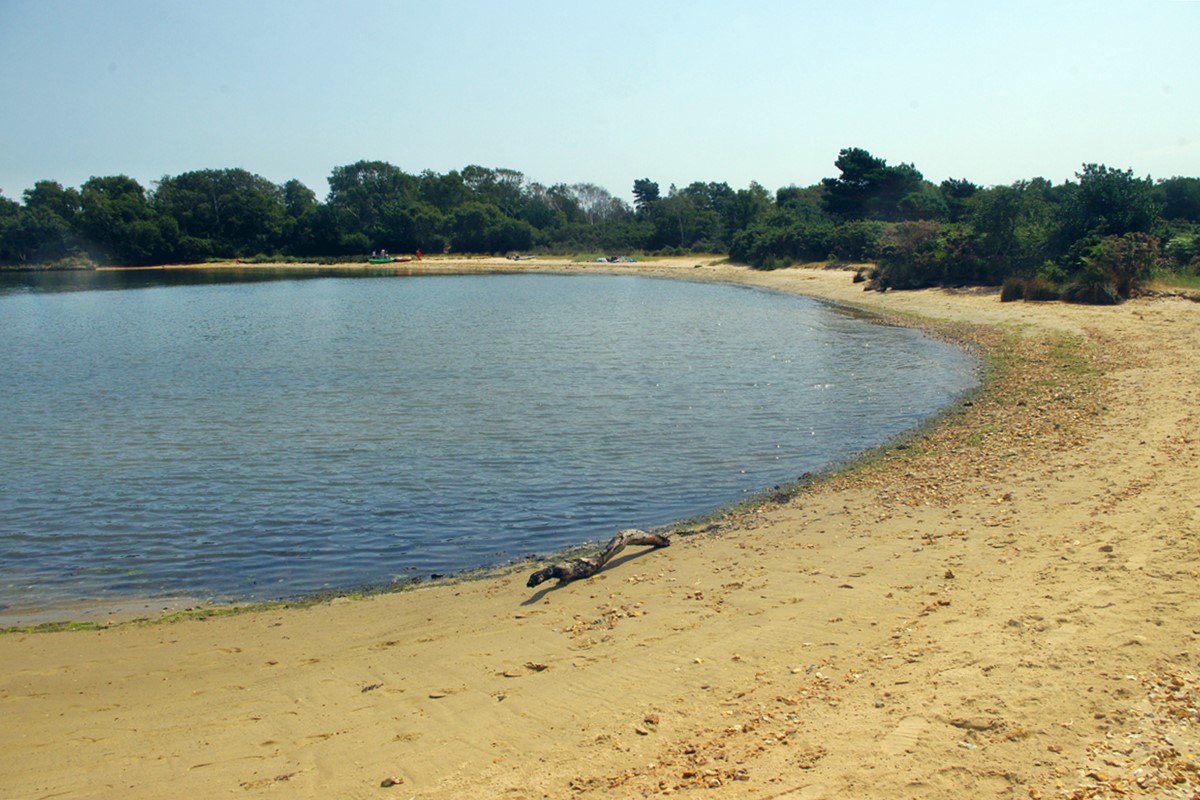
526;529;670;588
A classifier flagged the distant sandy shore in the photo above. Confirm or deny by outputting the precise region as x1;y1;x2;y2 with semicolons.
2;260;1198;799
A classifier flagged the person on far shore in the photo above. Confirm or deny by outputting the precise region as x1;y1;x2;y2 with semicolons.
416;249;422;261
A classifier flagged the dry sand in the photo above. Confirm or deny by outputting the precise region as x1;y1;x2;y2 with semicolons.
2;260;1198;799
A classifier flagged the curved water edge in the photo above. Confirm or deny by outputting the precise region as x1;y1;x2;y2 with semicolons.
0;269;979;623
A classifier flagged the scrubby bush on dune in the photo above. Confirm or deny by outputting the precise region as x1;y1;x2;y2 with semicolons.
1023;276;1061;301
1062;261;1123;305
1000;277;1026;302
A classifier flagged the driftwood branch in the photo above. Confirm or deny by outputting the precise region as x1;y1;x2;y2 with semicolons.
526;529;671;588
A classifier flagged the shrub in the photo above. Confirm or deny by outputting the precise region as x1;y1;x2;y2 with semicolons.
338;232;371;255
1036;260;1070;285
759;254;798;270
1023;276;1060;301
1084;233;1161;298
874;221;941;289
1062;280;1121;305
730;219;833;269
1000;277;1026;302
689;237;726;254
1163;232;1198;269
830;220;885;261
1062;262;1122;305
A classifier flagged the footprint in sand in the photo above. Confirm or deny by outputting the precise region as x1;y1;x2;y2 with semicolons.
880;715;928;755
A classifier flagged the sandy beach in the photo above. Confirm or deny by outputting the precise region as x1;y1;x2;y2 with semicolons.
2;260;1197;799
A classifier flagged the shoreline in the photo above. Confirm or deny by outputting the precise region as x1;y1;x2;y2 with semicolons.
0;257;966;630
2;263;1198;799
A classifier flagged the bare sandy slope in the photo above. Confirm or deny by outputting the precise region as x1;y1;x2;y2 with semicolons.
2;262;1197;800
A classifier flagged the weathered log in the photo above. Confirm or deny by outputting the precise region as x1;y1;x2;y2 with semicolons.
526;529;671;588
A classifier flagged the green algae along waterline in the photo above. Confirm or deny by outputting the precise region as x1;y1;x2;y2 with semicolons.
0;270;977;616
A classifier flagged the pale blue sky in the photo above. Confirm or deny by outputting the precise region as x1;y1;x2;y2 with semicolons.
1;0;1196;202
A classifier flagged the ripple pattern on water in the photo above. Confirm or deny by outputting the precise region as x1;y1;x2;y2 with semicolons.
0;272;977;609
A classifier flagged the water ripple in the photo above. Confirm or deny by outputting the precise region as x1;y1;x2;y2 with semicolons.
0;272;977;609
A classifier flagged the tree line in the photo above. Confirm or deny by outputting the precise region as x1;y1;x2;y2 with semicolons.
2;149;1198;302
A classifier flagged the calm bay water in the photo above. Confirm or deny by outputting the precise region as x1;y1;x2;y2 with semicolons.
0;270;977;614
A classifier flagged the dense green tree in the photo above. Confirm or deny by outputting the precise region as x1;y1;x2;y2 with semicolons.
1155;176;1200;223
516;183;568;232
897;184;949;221
153;168;285;258
5;146;1197;306
280;179;319;254
965;184;1041;276
1066;163;1161;239
487;216;536;253
872;180;1063;289
645;186;723;251
3;207;73;263
417;169;469;213
729;184;834;267
821;147;885;219
873;220;944;289
283;179;317;216
0;194;23;262
821;148;930;222
461;166;525;216
4;181;82;263
632;178;660;216
723;182;773;235
1012;181;1061;268
829;219;885;261
379;200;446;253
78;175;173;265
940;178;980;222
446;201;534;253
680;181;735;211
729;217;832;268
301;203;348;257
23;180;80;222
448;202;501;253
325;160;418;249
545;183;584;224
678;181;740;247
775;185;827;220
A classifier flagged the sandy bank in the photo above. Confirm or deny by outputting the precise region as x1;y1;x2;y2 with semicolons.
2;263;1197;799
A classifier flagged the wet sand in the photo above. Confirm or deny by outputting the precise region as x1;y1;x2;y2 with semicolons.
2;260;1198;799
